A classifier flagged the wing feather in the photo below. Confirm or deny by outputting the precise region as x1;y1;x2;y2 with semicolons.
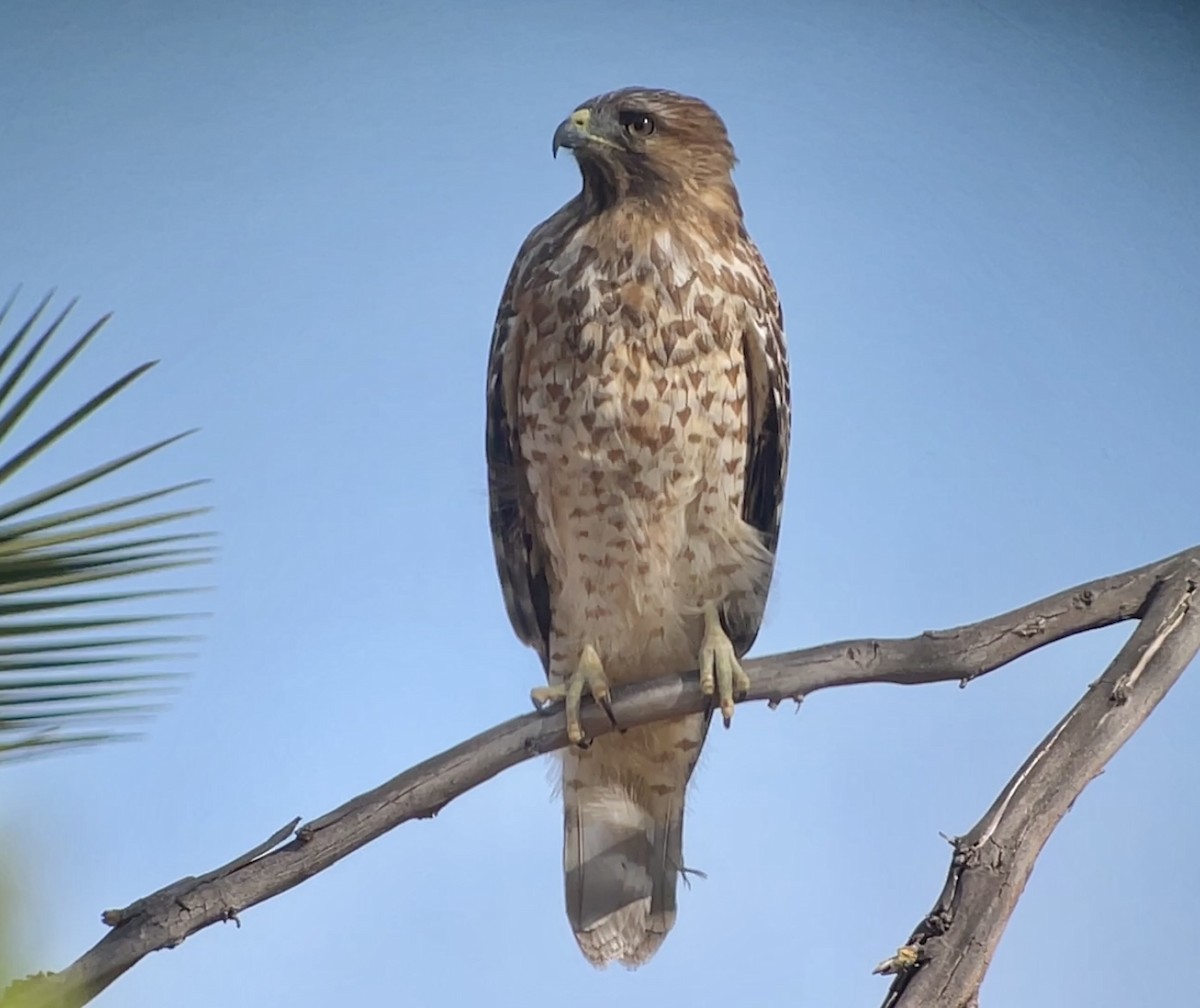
743;285;790;553
725;250;790;656
485;256;552;669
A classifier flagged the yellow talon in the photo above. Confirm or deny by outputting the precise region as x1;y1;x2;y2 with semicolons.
531;643;610;744
699;604;750;727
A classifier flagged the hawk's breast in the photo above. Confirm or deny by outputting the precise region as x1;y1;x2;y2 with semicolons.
512;226;765;665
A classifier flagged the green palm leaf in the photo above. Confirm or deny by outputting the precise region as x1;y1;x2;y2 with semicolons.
0;290;210;764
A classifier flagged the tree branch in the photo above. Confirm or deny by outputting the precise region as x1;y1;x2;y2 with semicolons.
5;545;1199;1008
875;557;1200;1007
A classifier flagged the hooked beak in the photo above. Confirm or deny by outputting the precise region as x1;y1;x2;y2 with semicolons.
552;108;594;158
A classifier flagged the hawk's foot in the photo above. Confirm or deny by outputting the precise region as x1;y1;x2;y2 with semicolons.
699;604;750;728
531;643;613;745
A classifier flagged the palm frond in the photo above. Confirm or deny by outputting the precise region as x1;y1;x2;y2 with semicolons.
0;290;210;763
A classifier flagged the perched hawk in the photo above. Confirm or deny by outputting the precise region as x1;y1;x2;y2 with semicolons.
486;88;789;968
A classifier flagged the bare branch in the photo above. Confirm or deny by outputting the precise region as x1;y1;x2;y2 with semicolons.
5;545;1198;1008
876;559;1200;1007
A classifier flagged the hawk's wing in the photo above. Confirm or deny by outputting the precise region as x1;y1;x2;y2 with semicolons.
485;251;552;671
726;250;790;656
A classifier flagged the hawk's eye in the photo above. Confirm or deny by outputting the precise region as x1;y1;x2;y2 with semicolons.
619;110;656;137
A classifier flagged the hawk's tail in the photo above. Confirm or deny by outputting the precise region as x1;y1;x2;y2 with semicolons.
561;712;709;968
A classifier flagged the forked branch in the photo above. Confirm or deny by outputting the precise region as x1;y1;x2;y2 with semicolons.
876;558;1200;1006
5;545;1199;1008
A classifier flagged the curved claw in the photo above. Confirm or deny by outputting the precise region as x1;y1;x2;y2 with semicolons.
532;643;612;745
699;605;750;727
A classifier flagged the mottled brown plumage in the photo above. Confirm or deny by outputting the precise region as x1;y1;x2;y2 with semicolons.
485;87;789;968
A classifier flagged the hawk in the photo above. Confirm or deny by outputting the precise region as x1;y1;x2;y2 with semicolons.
485;87;789;968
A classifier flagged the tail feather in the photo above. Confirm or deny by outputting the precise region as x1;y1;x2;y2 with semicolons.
561;713;708;968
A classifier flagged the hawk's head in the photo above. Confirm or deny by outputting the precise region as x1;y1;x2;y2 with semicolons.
552;88;738;213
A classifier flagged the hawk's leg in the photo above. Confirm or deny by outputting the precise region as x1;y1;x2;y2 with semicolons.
699;603;751;728
531;643;613;746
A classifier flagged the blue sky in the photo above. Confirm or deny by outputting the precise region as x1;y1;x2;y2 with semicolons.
2;1;1199;1005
